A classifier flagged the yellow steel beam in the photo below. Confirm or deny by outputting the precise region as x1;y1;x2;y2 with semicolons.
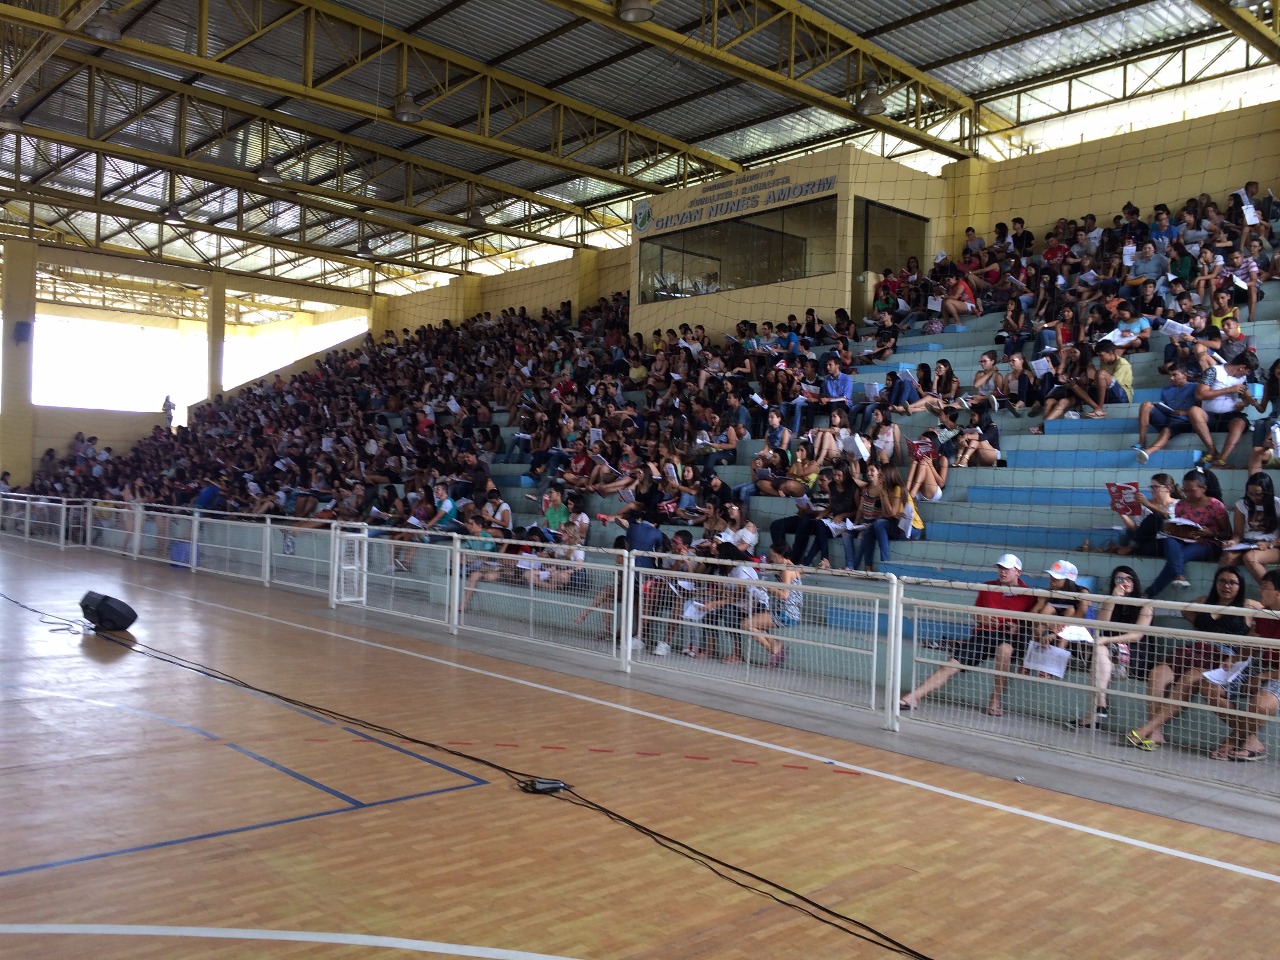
541;0;1013;158
24;124;498;254
1188;0;1280;63
0;1;737;194
295;0;738;178
43;48;594;232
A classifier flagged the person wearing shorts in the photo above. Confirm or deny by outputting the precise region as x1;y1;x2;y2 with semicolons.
899;553;1037;717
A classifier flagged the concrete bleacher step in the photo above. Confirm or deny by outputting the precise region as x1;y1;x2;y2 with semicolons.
1002;447;1203;470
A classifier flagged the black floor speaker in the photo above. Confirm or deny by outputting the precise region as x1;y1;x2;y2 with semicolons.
80;591;138;632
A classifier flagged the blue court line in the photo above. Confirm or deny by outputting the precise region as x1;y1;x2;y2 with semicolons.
0;779;487;879
223;743;364;806
1;684;219;740
339;727;488;785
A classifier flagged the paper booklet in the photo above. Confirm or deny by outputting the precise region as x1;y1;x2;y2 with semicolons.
926;296;943;313
1023;640;1071;678
1105;481;1143;516
1030;357;1054;378
1161;319;1193;338
908;438;935;462
864;382;881;400
823;323;838;336
1203;658;1252;686
1078;269;1099;286
843;434;872;462
1122;243;1137;267
590;453;621;475
793;494;813;511
1222;542;1256;552
822;518;866;533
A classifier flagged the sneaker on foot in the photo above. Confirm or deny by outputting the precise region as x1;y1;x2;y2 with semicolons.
1173;577;1191;589
653;641;671;656
1136;449;1149;464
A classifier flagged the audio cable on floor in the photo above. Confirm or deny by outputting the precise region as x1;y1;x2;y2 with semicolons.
3;592;936;959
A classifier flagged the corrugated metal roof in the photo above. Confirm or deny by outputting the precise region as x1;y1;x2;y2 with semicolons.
0;0;1255;285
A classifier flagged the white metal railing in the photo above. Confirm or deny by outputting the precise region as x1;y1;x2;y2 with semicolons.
5;492;1277;797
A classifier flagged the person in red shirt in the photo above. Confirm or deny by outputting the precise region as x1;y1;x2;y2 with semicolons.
940;273;977;323
899;553;1038;716
1041;232;1071;276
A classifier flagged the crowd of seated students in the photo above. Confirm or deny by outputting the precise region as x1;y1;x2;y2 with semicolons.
5;184;1280;728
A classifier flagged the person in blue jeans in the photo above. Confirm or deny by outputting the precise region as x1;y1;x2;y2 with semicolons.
845;462;923;571
1144;469;1230;596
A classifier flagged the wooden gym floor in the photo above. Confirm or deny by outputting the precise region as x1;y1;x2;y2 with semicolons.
1;539;1279;960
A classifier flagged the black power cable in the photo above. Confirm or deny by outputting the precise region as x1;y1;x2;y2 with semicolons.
3;592;936;959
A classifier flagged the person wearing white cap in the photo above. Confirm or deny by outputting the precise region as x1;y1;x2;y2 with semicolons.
898;553;1037;716
1030;559;1091;648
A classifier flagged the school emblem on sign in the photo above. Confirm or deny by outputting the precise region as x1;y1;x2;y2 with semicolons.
633;200;652;233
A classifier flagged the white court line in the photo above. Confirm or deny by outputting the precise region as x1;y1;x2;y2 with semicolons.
15;554;1280;885
0;924;584;958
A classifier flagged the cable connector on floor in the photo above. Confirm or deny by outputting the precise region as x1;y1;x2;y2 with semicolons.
518;778;570;794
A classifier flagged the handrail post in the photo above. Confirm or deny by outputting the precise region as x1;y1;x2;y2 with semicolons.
449;534;461;635
620;551;635;672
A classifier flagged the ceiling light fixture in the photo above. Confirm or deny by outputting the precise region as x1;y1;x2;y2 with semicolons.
466;207;488;229
356;239;375;260
617;0;654;23
83;10;123;42
161;202;185;225
257;160;283;184
854;76;886;117
0;103;22;133
392;93;422;123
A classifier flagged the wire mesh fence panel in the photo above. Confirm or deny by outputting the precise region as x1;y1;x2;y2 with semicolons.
899;580;1280;797
632;558;885;709
146;511;196;568
268;523;332;594
25;499;68;544
193;515;267;581
63;501;88;547
0;495;27;540
363;534;452;623
334;529;368;605
86;503;132;553
458;540;625;658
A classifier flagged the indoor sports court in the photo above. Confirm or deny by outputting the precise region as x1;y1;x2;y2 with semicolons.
3;538;1278;960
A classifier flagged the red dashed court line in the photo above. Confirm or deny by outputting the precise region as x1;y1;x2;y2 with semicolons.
540;745;567;750
588;748;615;753
782;764;808;770
446;741;473;745
732;759;758;765
303;737;328;742
635;751;661;756
494;742;519;747
833;770;862;776
684;755;710;761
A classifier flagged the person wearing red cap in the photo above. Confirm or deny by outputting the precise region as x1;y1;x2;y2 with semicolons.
899;553;1037;716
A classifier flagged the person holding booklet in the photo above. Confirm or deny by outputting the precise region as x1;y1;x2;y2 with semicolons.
1071;566;1154;729
1218;472;1280;584
1245;358;1280;474
843;462;923;572
1111;473;1180;556
1143;468;1229;596
905;429;949;503
1188;350;1259;468
1126;569;1259;753
1217;571;1280;761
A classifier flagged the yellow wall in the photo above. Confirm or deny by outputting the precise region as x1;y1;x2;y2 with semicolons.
386;247;636;332
32;408;161;469
942;101;1280;253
